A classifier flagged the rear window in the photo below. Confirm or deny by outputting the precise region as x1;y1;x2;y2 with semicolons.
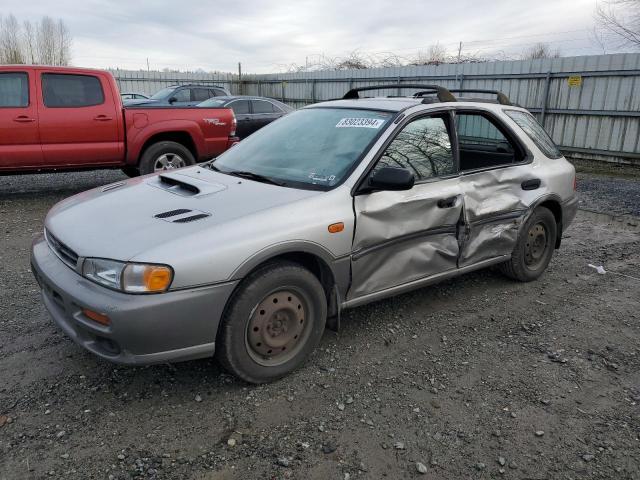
505;110;562;159
42;73;104;107
0;72;29;107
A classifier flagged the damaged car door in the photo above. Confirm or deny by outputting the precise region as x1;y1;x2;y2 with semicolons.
350;113;463;299
455;109;533;267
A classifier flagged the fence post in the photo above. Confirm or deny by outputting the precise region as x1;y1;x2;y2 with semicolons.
311;79;316;104
281;81;285;102
258;80;262;97
458;73;464;90
397;75;401;96
540;71;551;128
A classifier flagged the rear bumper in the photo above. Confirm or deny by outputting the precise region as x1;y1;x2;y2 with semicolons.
561;194;579;231
30;235;237;365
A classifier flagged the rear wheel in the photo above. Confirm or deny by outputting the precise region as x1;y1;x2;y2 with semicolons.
216;261;327;384
138;141;195;175
499;206;557;282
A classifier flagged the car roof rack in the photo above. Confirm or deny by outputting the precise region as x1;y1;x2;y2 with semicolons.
447;89;512;105
342;84;457;103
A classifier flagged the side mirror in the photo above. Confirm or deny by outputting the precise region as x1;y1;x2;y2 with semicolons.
365;167;415;192
168;96;177;104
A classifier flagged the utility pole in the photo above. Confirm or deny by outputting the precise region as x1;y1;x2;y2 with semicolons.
238;62;242;95
457;42;462;63
146;57;150;72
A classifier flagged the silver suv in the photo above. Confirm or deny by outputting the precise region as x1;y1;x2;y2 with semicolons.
31;84;578;383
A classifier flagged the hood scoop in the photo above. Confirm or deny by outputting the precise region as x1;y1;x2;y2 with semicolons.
154;208;211;223
148;172;227;197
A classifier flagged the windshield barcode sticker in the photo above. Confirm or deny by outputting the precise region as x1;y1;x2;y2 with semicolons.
336;118;385;129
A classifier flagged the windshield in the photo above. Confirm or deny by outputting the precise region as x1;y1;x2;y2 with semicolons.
149;87;174;100
212;108;393;189
197;98;227;107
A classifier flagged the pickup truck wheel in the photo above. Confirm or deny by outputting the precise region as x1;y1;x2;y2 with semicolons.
139;141;195;175
216;261;327;384
499;206;557;282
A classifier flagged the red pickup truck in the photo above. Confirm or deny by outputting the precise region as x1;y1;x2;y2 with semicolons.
0;65;238;176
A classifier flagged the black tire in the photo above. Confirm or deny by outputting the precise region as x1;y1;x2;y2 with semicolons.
216;261;327;384
138;141;195;175
499;206;557;282
121;166;140;177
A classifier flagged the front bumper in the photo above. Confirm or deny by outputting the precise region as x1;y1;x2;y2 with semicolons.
30;235;238;365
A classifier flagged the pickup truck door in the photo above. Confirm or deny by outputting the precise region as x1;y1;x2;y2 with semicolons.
349;113;463;299
37;71;122;167
0;69;43;169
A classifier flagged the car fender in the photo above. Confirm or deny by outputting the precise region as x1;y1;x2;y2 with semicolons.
126;119;204;163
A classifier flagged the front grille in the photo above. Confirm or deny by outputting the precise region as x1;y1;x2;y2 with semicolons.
45;229;79;269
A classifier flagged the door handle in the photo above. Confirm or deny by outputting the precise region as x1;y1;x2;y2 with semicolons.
437;196;458;208
13;115;35;123
93;115;113;121
521;179;541;190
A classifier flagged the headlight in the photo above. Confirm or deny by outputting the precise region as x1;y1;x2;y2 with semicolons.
82;258;173;293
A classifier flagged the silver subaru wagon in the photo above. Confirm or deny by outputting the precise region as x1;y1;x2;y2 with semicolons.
31;85;577;383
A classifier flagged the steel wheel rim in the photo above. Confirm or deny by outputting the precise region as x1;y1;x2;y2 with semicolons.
245;289;310;367
524;222;548;269
154;153;186;172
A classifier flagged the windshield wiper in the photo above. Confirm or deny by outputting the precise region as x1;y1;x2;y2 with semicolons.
224;170;286;187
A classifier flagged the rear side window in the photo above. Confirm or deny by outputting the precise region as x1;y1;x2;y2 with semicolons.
212;88;227;97
374;116;455;181
42;73;104;107
192;88;212;102
229;100;250;115
252;100;276;114
505;110;562;158
0;72;29;107
456;112;522;170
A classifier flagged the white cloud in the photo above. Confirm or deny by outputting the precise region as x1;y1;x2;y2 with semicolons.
1;0;619;73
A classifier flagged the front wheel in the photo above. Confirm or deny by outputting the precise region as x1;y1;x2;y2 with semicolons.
138;141;195;175
216;261;327;384
499;206;557;282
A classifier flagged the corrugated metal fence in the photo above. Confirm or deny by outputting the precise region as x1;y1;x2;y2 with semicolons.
108;69;237;97
108;54;640;165
240;53;640;165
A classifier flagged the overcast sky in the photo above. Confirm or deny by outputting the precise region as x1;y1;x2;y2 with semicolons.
2;0;625;73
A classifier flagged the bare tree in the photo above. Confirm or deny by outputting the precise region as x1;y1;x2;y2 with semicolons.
0;15;25;64
522;42;561;60
595;0;640;48
0;14;71;65
23;20;38;63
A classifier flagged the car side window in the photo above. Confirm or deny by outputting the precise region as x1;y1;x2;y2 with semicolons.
42;73;104;108
373;115;455;181
0;72;29;107
172;88;190;102
212;88;226;97
505;110;562;159
229;100;250;115
192;88;212;102
252;100;275;114
455;112;522;170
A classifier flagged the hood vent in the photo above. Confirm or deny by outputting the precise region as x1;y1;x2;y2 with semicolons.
154;208;211;223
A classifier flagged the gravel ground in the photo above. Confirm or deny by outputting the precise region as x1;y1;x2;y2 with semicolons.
577;173;640;217
1;170;640;480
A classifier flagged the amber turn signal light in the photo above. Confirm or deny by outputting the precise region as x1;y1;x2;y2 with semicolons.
82;308;110;326
328;222;344;233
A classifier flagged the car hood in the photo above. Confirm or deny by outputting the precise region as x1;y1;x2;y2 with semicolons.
45;166;321;262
